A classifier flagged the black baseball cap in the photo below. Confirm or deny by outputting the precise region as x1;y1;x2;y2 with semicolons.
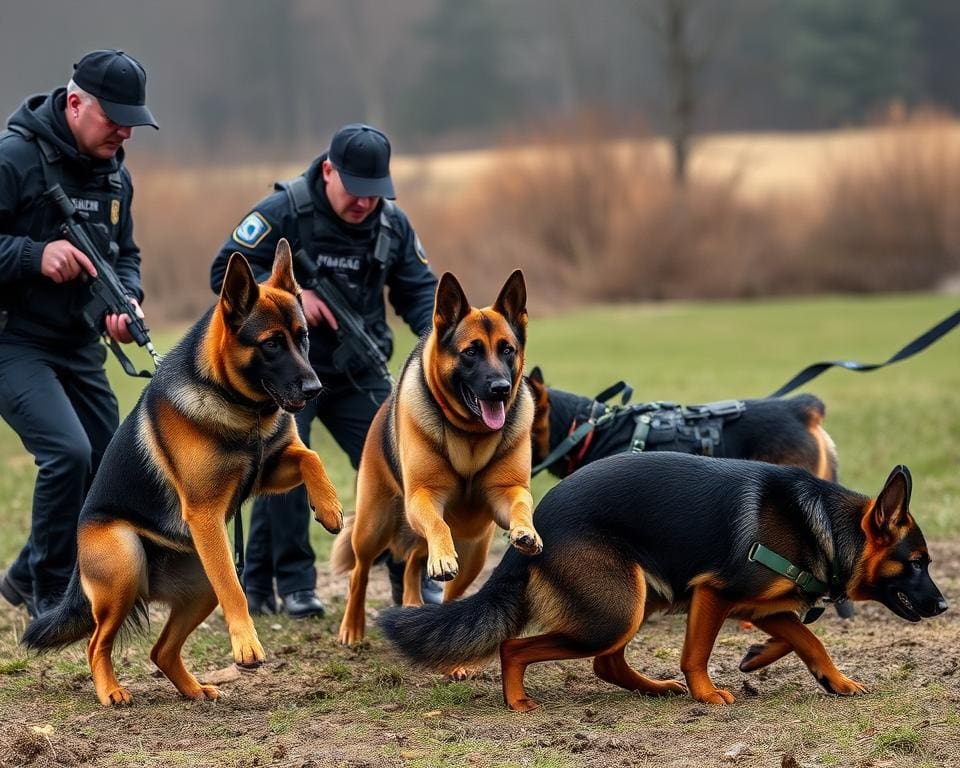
328;123;395;199
72;49;158;129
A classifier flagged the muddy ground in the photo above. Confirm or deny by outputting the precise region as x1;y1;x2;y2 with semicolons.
1;540;958;768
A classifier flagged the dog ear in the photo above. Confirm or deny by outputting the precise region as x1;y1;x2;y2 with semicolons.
434;272;471;338
493;270;527;334
267;238;300;295
220;253;260;330
871;465;913;534
528;366;544;385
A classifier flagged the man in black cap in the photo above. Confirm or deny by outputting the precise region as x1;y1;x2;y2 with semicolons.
0;50;158;617
211;123;441;618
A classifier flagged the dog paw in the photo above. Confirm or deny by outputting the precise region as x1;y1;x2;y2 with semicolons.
427;552;459;581
694;687;736;705
231;634;266;668
446;666;478;681
509;527;543;556
646;679;688;697
507;696;540;712
186;684;222;701
312;501;343;534
821;673;867;696
100;686;133;707
337;623;365;646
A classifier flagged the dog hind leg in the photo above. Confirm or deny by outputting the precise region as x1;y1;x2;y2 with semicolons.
150;578;220;700
79;522;146;706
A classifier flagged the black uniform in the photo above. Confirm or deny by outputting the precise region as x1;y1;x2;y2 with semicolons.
211;154;436;601
0;89;143;610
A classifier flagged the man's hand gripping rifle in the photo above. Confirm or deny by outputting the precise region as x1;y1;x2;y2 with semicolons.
292;249;393;398
47;183;161;376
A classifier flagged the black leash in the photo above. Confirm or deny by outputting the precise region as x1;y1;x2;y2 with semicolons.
768;308;960;398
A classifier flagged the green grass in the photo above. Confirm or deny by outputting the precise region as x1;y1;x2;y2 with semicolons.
1;291;958;572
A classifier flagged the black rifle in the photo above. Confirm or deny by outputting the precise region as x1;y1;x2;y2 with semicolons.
47;183;161;376
292;249;393;396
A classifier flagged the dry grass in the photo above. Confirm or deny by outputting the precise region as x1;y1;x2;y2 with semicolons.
125;114;960;325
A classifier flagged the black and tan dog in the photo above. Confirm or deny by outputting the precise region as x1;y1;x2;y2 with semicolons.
22;240;343;706
380;452;947;711
528;367;838;481
335;270;538;645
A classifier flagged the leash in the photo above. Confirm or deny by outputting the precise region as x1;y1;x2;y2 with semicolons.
768;307;960;398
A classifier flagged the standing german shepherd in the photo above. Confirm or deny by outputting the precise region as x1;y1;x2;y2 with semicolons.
335;270;538;645
380;452;947;710
22;240;343;706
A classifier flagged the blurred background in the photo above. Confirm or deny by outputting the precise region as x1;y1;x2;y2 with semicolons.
3;0;960;321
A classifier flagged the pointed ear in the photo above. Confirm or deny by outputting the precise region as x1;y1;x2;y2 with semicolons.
871;465;913;533
433;272;471;338
219;253;260;330
492;269;527;333
529;366;544;385
267;238;299;295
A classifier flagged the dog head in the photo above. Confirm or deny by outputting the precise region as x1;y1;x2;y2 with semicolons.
849;465;948;622
526;366;552;464
427;270;527;432
216;239;321;412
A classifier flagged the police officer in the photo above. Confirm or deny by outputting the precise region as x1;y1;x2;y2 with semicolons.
0;50;158;617
211;123;441;618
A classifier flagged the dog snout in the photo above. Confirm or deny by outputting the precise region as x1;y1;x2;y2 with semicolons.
300;374;322;400
487;378;511;399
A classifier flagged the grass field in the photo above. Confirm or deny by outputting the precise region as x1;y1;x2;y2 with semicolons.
1;292;958;767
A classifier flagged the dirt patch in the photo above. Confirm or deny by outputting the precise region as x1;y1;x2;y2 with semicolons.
2;540;959;768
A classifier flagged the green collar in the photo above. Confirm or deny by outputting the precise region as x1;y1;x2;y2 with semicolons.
748;542;829;596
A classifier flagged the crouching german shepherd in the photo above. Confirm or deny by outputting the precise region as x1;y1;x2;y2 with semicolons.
22;240;343;706
380;452;947;711
335;270;538;645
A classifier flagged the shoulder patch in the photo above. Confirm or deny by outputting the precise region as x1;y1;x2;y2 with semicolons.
232;211;272;248
414;233;428;264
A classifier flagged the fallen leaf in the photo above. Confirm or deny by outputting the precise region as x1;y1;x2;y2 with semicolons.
31;724;54;735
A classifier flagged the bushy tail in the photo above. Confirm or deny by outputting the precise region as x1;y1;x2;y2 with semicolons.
21;566;148;652
329;515;356;575
21;567;94;651
378;548;531;671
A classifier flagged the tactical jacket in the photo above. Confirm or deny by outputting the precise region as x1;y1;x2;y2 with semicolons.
0;88;143;345
210;154;437;376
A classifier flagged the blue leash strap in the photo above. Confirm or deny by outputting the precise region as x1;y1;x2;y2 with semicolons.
768;308;960;398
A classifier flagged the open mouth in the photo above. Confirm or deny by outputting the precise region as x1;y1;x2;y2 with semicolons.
461;384;507;430
890;589;922;622
262;381;306;414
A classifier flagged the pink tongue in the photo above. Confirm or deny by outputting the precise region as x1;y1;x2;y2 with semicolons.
479;399;506;429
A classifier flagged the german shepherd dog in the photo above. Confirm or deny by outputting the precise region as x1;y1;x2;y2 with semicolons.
22;240;343;706
380;452;947;711
335;270;538;645
527;366;838;481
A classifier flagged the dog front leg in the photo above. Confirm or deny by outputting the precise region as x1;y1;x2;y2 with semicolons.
681;584;734;704
405;487;458;581
751;612;866;695
257;440;343;533
183;507;265;667
490;484;541;555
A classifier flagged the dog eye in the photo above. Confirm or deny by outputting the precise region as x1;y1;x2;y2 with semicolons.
461;347;477;358
501;343;515;356
910;559;924;571
261;338;281;352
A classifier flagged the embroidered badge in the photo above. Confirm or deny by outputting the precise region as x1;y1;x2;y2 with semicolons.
110;199;120;226
232;212;272;248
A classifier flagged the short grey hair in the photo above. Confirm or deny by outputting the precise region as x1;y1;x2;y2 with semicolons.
66;79;96;104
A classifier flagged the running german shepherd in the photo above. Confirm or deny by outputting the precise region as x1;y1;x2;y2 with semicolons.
22;240;343;706
335;270;538;645
380;452;947;710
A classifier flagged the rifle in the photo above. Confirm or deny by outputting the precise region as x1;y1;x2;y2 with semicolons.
292;248;393;395
46;183;161;376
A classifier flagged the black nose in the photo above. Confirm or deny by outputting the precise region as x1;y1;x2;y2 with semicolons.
301;376;322;400
488;379;511;398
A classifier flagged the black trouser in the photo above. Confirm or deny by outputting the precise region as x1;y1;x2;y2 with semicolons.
0;338;118;603
243;373;391;598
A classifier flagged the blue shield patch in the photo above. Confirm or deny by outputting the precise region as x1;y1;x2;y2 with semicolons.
232;212;272;248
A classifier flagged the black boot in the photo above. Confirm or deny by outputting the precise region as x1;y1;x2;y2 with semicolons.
281;590;325;619
386;558;444;606
245;591;278;616
0;567;37;618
